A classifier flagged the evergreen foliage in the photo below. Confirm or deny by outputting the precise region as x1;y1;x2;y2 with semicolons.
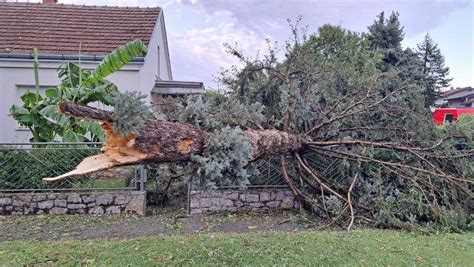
111;91;151;137
367;11;404;51
191;127;254;189
367;13;452;107
416;34;452;107
180;20;471;230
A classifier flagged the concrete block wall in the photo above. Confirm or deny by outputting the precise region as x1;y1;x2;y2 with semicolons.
0;191;146;216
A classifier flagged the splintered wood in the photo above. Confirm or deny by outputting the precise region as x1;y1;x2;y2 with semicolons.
43;123;147;183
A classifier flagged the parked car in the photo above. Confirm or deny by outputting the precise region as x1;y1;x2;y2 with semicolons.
432;108;474;126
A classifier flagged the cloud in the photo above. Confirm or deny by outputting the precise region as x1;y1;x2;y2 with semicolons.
180;0;469;37
170;0;470;86
168;22;269;88
23;0;469;87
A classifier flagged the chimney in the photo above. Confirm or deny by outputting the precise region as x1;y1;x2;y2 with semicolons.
43;0;58;4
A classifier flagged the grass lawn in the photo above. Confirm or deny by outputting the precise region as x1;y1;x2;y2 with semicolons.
1;229;472;265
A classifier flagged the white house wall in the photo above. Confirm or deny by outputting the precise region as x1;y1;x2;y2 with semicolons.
0;59;143;142
139;11;173;103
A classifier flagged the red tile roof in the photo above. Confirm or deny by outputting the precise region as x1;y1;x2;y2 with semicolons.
0;2;160;56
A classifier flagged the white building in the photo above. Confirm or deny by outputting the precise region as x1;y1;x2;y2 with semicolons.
0;1;200;142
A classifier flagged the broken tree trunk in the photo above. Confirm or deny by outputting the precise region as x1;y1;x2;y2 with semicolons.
44;100;302;182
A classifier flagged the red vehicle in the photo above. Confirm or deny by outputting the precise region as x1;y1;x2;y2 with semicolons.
433;108;474;126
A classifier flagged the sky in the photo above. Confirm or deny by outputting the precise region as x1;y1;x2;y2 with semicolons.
19;0;474;89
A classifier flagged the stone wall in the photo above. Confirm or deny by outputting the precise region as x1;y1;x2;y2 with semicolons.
0;191;146;216
190;187;298;214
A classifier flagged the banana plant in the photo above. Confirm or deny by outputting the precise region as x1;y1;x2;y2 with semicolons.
10;40;147;142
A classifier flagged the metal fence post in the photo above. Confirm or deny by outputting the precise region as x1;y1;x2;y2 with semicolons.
187;177;192;214
137;165;147;191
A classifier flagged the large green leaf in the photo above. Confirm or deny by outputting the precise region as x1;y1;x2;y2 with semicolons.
78;83;119;105
39;105;70;127
9;105;34;126
76;120;105;140
62;129;86;142
45;87;60;98
84;40;147;86
20;92;43;107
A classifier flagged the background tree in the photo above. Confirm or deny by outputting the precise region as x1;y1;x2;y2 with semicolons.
367;12;452;109
367;11;404;51
416;34;452;107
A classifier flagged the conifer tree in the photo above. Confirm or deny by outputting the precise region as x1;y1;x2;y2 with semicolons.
417;34;452;107
367;11;404;51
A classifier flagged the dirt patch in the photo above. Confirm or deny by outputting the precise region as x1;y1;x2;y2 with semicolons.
0;208;323;241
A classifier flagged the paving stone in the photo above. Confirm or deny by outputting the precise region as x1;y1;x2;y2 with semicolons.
190;198;201;208
89;206;104;215
32;195;47;202
275;191;285;201
67;204;86;209
96;194;113;205
82;195;96;203
0;198;12;205
50;207;68;215
67;194;81;203
224;192;239;200
220;199;234;207
235;201;244;208
12;200;26;207
38;200;54;209
105;206;121;214
266;201;280;208
125;193;146;215
24;208;34;215
281;196;294;209
245;193;259;202
211;198;221;206
200;198;212;208
249;202;264;208
260;192;271;202
16;195;32;202
54;199;67;208
114;195;127;205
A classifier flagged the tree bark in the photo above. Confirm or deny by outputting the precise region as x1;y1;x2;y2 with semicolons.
44;100;302;182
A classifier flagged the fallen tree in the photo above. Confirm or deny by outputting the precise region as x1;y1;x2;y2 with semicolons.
44;100;302;182
44;24;473;231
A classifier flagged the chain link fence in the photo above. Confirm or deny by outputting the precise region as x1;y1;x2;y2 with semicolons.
0;142;143;192
187;153;343;191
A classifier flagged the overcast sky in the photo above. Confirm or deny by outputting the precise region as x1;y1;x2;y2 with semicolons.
26;0;474;88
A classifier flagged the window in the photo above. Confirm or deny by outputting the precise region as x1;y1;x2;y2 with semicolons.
444;113;454;123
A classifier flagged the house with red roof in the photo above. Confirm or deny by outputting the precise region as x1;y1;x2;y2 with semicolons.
0;0;203;142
